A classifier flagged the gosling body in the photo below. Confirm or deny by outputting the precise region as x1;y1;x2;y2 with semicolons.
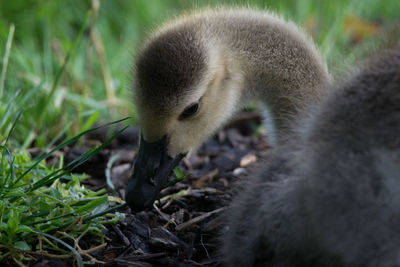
223;49;400;267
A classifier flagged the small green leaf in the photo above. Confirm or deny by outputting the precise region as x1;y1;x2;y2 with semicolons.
163;167;190;189
16;225;34;233
173;167;183;178
50;188;62;199
74;195;108;214
7;209;19;234
14;241;31;251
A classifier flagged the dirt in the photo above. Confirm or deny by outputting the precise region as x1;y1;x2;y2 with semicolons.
32;111;271;267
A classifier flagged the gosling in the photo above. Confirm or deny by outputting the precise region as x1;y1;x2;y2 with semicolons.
126;8;330;211
223;48;400;267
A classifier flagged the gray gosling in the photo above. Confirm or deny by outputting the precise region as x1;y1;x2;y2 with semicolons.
126;8;330;211
223;48;400;267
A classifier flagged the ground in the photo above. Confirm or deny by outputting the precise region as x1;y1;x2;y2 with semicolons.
29;111;269;266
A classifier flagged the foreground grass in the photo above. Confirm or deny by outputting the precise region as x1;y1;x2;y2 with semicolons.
0;117;129;266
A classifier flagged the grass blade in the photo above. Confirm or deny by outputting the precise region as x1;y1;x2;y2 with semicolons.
0;90;19;130
26;124;129;192
4;109;23;146
31;121;72;162
13;117;129;186
38;11;92;124
0;24;15;99
83;202;127;223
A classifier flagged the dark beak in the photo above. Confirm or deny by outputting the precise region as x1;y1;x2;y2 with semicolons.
126;135;185;212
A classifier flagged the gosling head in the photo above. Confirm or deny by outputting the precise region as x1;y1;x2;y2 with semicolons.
126;21;244;211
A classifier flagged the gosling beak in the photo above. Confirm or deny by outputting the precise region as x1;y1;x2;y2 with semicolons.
126;134;185;212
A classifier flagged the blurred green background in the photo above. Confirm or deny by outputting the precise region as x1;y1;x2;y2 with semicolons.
0;0;399;148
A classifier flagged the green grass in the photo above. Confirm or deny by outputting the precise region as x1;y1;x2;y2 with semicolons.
0;116;129;265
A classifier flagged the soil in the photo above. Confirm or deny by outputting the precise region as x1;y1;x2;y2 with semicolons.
32;111;271;267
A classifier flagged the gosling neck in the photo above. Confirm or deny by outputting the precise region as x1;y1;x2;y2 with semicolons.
205;12;331;144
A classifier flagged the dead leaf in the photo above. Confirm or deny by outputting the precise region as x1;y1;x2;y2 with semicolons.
344;15;379;43
240;153;257;167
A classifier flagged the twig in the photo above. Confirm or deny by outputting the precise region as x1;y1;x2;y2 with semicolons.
115;252;166;261
152;203;170;222
59;229;106;264
175;207;227;231
157;188;190;205
200;234;210;260
21;250;71;259
35;231;83;267
192;168;218;189
112;225;131;246
84;243;107;254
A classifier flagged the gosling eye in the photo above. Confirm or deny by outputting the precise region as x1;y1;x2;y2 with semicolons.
178;102;200;120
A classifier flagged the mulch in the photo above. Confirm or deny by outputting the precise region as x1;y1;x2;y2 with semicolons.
31;111;271;267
